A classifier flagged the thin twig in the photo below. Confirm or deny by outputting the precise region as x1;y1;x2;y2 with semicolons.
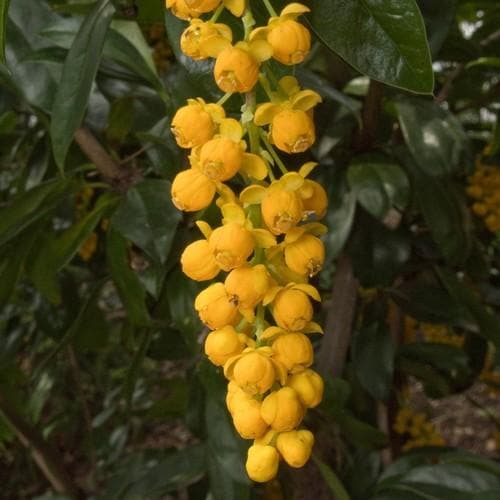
119;143;154;165
0;392;81;498
74;127;142;192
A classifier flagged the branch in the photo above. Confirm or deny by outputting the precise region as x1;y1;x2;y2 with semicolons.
355;80;384;152
74;127;142;192
317;254;359;377
0;392;81;499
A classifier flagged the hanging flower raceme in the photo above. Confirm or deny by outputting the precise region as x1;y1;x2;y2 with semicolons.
167;0;329;483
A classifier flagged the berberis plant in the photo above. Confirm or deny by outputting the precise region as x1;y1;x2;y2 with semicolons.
1;0;500;498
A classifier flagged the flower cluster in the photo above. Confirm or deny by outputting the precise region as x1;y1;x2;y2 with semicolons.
467;161;500;233
167;0;326;482
393;407;445;451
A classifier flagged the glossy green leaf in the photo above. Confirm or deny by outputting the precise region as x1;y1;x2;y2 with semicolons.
395;99;471;177
308;0;434;94
352;324;394;401
50;0;115;170
106;228;151;327
111;179;181;265
348;162;409;219
466;57;500;70
314;456;351;500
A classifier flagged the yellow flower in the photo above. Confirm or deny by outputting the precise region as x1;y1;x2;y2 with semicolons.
171;99;225;148
230;390;269;439
260;387;304;431
246;444;280;483
184;0;220;14
272;109;315;154
198;136;243;181
300;179;328;219
271;333;313;373
287;369;323;408
171;168;215;212
194;282;239;329
224;347;287;395
181;239;220;281
254;76;321;154
262;185;303;235
166;0;200;20
208;222;255;271
276;429;314;468
204;325;245;366
225;264;273;321
264;283;321;332
251;4;311;65
78;232;98;262
213;41;272;93
284;231;325;277
181;19;233;60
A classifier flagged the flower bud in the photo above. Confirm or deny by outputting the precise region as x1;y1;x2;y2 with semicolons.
246;445;280;482
181;239;219;281
272;333;313;373
267;20;311;65
171;169;215;212
181;20;232;60
225;264;271;310
271;109;315;154
284;234;325;277
300;180;328;219
272;288;313;331
214;46;259;93
287;369;323;408
194;282;239;329
171;101;216;148
231;393;269;439
228;349;277;394
261;387;304;431
208;222;255;271
204;326;244;366
276;430;314;468
199;137;243;181
262;188;303;235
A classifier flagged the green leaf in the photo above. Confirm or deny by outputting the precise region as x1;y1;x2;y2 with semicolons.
0;178;73;247
417;0;458;56
436;268;500;348
308;0;434;94
466;57;500;70
347;162;409;219
395;99;471;177
313;456;351;500
325;185;356;259
50;0;115;170
106;228;151;327
352;324;394;401
111;179;181;265
0;0;9;63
